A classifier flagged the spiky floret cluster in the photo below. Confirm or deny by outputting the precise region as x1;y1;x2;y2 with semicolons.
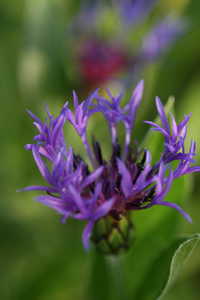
21;81;200;249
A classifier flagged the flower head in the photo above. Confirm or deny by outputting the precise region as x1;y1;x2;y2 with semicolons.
79;39;129;87
21;81;200;253
69;1;185;88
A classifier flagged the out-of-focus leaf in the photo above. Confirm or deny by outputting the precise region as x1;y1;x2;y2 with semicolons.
151;30;200;103
186;0;200;25
127;234;200;300
12;222;89;300
149;0;200;105
158;234;200;300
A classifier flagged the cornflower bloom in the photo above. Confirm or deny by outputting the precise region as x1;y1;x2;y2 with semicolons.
69;0;185;88
21;81;200;254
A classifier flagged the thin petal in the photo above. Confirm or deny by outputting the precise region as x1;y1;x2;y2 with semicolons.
32;145;51;181
125;80;144;119
68;185;86;213
177;114;191;133
117;159;132;197
72;90;79;108
144;121;169;137
155;97;170;133
81;166;104;189
154;200;192;223
52;114;65;147
142;17;185;60
131;79;144;109
18;185;57;193
116;0;157;26
27;109;42;124
36;195;69;215
82;221;94;250
94;198;115;220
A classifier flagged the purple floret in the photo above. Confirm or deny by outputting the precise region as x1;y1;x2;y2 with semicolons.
115;0;157;26
141;17;185;61
20;81;200;249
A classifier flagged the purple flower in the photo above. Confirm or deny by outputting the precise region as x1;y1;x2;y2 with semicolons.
141;17;185;61
20;82;200;251
114;0;157;26
69;1;185;89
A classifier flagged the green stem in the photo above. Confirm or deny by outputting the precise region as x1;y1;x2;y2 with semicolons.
108;255;128;300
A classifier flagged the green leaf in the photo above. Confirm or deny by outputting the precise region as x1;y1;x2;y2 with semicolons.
12;223;89;300
124;234;200;300
158;234;200;300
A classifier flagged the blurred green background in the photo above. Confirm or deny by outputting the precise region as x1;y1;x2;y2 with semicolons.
1;0;200;299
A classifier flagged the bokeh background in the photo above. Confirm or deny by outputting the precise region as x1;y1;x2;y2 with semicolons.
1;0;200;299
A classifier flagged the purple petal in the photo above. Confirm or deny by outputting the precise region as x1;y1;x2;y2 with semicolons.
94;182;102;200
144;121;169;137
155;97;170;133
155;163;165;194
142;17;185;60
125;80;144;116
25;144;32;150
85;88;99;107
170;113;178;137
68;185;86;213
131;80;144;108
116;0;157;26
82;221;94;250
117;159;132;197
36;195;69;215
72;91;79;108
52;114;65;147
18;185;58;193
66;147;74;173
189;140;196;154
134;151;152;189
154;200;192;223
38;146;54;160
181;166;200;175
94;198;115;220
81;166;104;189
32;145;51;181
155;169;173;201
27;109;42;125
178;114;191;133
60;212;71;224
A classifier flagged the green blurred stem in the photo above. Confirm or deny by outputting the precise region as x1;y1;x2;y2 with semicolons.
108;256;128;300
